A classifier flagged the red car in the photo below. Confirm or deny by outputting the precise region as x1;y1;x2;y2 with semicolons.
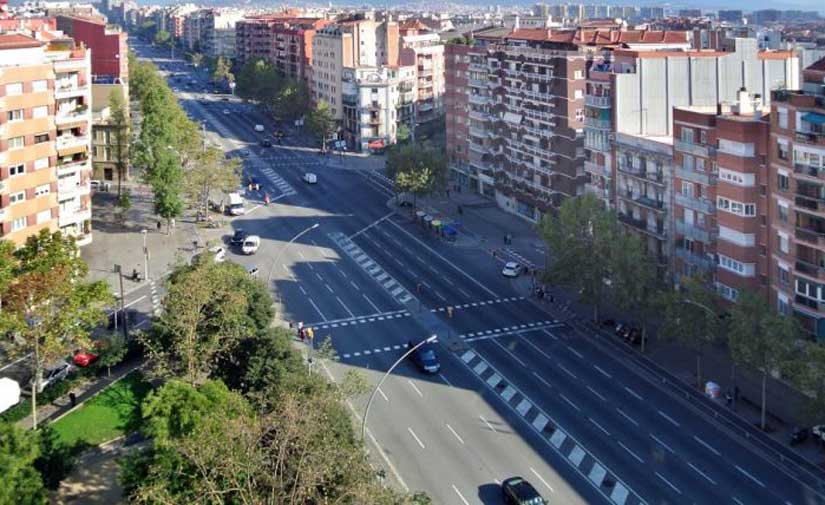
73;351;99;368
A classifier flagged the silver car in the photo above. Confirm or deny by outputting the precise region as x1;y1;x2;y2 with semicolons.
30;362;72;393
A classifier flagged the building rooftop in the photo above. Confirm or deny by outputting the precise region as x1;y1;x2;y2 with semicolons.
0;32;42;49
505;28;689;46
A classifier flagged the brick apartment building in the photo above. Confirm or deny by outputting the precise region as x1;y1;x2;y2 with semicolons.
445;42;471;190
0;33;93;247
770;58;825;339
235;16;329;82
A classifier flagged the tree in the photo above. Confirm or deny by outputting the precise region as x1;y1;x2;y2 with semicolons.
108;87;130;199
396;122;411;143
386;143;447;204
149;150;184;233
607;232;660;352
210;56;233;85
183;146;241;219
188;51;204;68
0;422;47;504
657;275;726;388
728;289;799;430
306;100;336;150
236;58;279;103
786;341;825;423
34;424;75;490
0;231;112;429
97;332;128;377
539;193;616;322
153;30;171;47
271;78;310;121
141;260;265;386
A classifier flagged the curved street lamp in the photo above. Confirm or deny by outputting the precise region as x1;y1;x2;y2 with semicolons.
267;223;320;315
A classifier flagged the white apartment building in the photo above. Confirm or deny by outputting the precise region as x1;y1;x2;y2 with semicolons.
342;66;413;151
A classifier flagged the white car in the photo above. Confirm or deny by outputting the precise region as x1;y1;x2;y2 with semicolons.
208;246;226;263
813;424;825;443
242;235;261;255
303;173;318;184
254;124;265;132
29;362;72;394
223;109;230;115
502;261;523;278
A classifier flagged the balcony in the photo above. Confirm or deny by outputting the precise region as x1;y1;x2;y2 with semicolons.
57;158;88;176
58;180;90;198
584;160;611;178
618;213;666;238
469;94;489;106
675;193;716;214
675;165;717;185
673;139;716;158
54;83;88;99
795;259;825;281
55;108;88;126
585;136;611;153
56;134;89;151
621;190;665;211
796;131;825;147
58;207;91;227
417;67;433;77
795;194;825;215
675;247;715;271
342;94;357;106
795;294;823;312
675;219;715;243
585;116;611;130
794;163;823;179
795;226;825;248
585;95;611;108
617;161;665;185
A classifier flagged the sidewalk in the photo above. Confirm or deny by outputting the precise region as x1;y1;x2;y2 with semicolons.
82;181;232;296
403;189;825;467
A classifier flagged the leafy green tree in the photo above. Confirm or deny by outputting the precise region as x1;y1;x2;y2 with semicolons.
786;340;825;423
729;289;799;430
540;193;616;322
607;232;660;352
153;30;170;46
149;150;184;233
386;143;447;204
0;231;112;429
34;424;75;490
236;58;280;103
210;56;234;85
183;146;241;218
396;122;411;143
142;260;268;386
0;422;47;504
97;332;128;377
271;78;310;121
657;275;726;388
108;87;130;199
306;100;336;150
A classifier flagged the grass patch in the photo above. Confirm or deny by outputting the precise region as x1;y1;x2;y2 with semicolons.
51;371;151;446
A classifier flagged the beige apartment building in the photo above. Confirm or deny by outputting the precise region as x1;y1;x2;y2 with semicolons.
399;20;445;125
0;33;93;247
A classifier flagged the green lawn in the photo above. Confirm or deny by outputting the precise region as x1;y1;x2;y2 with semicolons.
51;371;152;446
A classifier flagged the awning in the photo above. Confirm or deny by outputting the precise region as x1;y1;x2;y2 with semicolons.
368;138;385;149
802;112;825;126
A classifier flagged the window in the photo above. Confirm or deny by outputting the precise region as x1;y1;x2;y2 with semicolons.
8;136;24;150
699;129;707;145
36;209;51;224
696;157;706;172
681;127;694;144
777;172;789;191
32;105;48;118
779;232;789;254
718;254;754;276
778;295;790;316
719;139;755;157
682;154;695;171
9;191;25;204
719;168;754;186
5;82;22;95
778;107;788;129
716;282;739;302
31;80;47;92
34;184;50;197
681;181;694;198
9;164;24;176
574;89;583;99
11;217;27;232
778;264;790;285
34;157;48;170
6;109;23;122
716;196;756;216
778;141;789;160
778;203;789;223
34;133;49;144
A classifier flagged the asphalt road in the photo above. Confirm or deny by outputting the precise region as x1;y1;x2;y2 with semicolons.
122;41;825;505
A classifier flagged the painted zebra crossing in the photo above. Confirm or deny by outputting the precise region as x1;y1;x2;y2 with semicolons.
430;296;526;313
308;310;412;330
458;349;647;505
259;166;296;197
329;232;414;306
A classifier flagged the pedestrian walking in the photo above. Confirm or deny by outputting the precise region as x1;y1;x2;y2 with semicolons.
69;391;77;407
446;189;450;198
725;391;733;407
156;220;162;232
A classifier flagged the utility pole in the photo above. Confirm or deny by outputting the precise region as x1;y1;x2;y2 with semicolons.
113;264;129;339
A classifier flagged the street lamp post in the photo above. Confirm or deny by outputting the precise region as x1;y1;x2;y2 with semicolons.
361;335;437;440
141;229;149;281
267;223;320;316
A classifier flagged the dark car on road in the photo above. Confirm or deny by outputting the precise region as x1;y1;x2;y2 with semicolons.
261;139;272;147
501;477;546;505
411;343;440;374
230;228;248;246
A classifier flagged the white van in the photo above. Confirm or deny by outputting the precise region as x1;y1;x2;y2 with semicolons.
254;124;265;132
227;192;245;216
0;378;20;414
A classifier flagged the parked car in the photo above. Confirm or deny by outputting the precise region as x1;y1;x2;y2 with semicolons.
790;426;810;445
208;246;227;262
30;362;72;394
73;350;99;368
303;173;318;184
241;235;261;255
812;424;825;444
502;262;523;278
501;477;546;505
411;342;440;374
0;378;21;414
261;139;272;147
230;228;248;246
227;192;245;216
223;109;230;115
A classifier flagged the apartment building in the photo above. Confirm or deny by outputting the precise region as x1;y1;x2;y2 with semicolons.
201;9;245;59
585;37;797;278
399;20;445;125
445;41;472;190
770;58;825;340
672;94;771;302
311;17;399;123
341;66;413;151
235;16;329;82
0;33;93;247
182;9;205;51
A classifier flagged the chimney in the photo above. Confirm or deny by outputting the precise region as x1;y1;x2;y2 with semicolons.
737;87;753;115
